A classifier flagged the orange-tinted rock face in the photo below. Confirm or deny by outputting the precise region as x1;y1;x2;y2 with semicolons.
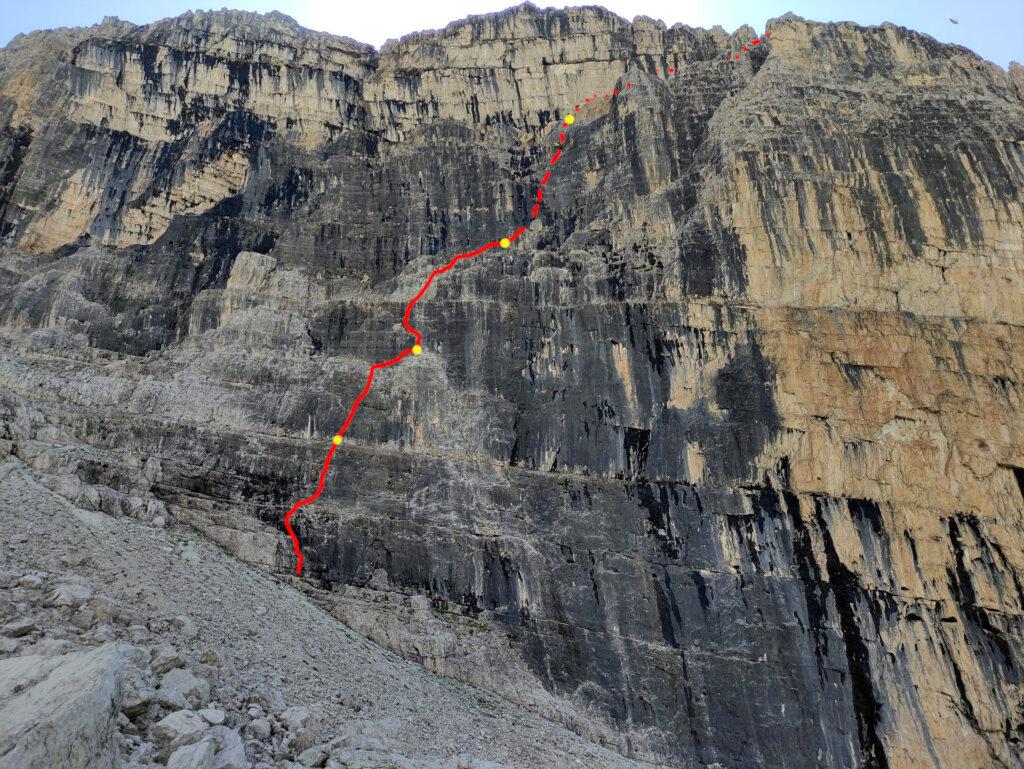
0;7;1022;768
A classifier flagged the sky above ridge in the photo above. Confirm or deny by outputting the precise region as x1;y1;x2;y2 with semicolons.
2;1;1020;69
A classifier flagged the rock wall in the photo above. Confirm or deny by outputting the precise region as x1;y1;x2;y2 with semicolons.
1;6;1022;768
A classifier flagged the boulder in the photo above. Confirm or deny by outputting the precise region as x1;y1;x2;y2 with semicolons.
88;595;120;623
152;709;208;757
70;607;96;630
118;643;152;669
245;718;271;739
47;582;93;607
92;624;117;642
26;638;74;656
296;744;329;767
1;617;37;637
161;667;211;708
151;644;185;674
167;738;217;769
280;706;312;732
193;662;221;681
281;705;322;752
121;669;156;718
156;686;190;710
200;707;226;725
0;644;123;769
252;682;285;711
200;648;225;668
209;726;248;769
16;574;44;590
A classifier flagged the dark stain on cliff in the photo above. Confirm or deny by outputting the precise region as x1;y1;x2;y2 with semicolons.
676;212;747;297
645;333;781;486
814;497;890;769
0;124;32;235
946;514;1019;678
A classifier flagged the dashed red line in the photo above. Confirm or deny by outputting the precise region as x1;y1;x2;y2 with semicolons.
283;29;772;574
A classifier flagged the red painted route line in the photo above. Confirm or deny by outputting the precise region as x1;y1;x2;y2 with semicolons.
283;30;770;574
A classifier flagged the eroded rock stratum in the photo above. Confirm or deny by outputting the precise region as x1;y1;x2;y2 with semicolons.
1;5;1022;768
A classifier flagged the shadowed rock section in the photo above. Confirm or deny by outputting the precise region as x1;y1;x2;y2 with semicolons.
1;5;1023;768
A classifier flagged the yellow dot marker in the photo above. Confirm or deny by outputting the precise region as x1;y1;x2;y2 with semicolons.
332;435;343;445
411;344;422;355
564;114;575;125
500;238;511;249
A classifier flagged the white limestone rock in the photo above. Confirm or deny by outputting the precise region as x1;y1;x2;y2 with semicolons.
16;574;44;590
200;707;226;725
47;581;93;607
167;738;218;769
209;725;248;769
152;709;209;757
0;644;124;769
1;617;37;638
161;667;212;708
151;644;185;674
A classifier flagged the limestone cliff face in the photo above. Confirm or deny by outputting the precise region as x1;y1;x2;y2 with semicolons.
1;6;1023;768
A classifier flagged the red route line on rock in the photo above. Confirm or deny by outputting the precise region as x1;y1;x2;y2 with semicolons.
283;30;770;574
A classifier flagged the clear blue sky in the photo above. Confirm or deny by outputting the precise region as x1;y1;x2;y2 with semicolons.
2;1;1020;68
